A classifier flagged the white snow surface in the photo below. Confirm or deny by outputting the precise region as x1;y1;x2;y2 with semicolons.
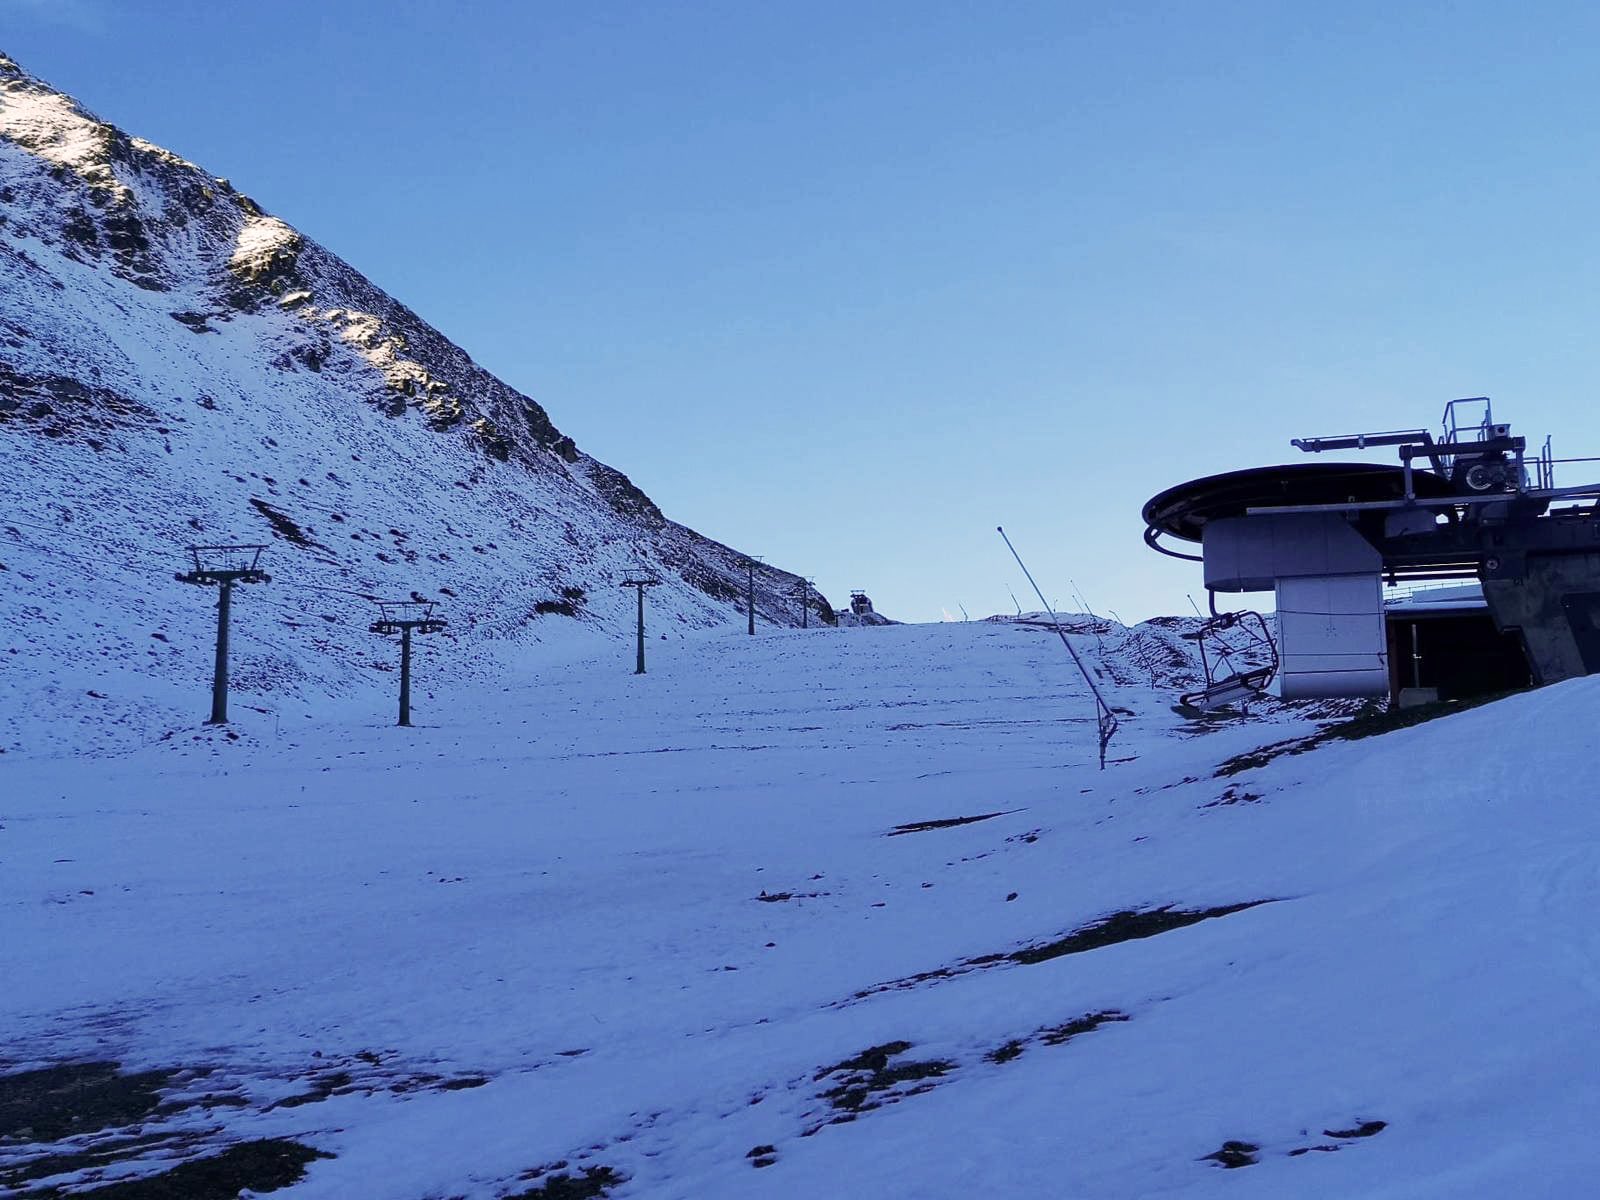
5;618;1598;1198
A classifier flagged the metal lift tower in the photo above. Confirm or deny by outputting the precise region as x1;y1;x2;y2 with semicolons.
369;600;448;726
175;544;270;725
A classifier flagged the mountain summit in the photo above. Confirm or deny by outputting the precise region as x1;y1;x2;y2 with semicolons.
0;52;827;753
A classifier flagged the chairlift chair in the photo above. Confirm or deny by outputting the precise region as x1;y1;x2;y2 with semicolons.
1180;606;1279;710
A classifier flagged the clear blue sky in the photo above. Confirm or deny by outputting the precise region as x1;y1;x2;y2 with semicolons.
8;1;1600;621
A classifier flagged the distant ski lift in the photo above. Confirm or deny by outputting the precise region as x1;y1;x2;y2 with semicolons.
1181;607;1279;710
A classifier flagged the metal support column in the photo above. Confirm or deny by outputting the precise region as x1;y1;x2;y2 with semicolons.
209;579;233;725
398;624;414;726
746;560;756;635
635;584;646;673
621;578;660;674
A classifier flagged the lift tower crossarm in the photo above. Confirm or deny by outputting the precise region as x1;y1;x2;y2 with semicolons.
1293;428;1436;453
1292;428;1445;478
1292;428;1433;453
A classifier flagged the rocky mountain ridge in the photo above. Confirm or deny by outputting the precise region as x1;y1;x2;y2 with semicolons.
0;51;830;754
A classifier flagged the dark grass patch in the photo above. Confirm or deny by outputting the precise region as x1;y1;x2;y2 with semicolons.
533;598;581;617
886;809;1020;836
800;1042;952;1129
796;1017;1128;1147
267;1069;352;1109
1201;786;1262;809
1215;691;1521;777
986;1040;1026;1065
1007;903;1270;966
816;1042;913;1078
806;1015;1129;1139
1208;1118;1386;1168
1201;1140;1260;1169
1038;1010;1129;1045
1;1057;475;1193
39;1138;327;1198
267;1062;486;1103
851;961;960;996
0;1062;174;1142
851;902;1270;1000
394;1070;494;1095
248;497;319;548
507;1164;624;1199
746;1144;778;1168
815;1042;951;1116
1;1131;188;1187
821;1059;950;1113
1325;1119;1386;1139
986;1011;1127;1067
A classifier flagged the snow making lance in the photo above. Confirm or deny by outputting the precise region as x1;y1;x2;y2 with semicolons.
996;526;1120;769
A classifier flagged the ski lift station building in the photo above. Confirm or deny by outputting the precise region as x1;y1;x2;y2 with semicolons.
1142;398;1600;708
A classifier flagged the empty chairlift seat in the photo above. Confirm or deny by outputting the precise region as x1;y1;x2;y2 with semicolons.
1180;609;1279;710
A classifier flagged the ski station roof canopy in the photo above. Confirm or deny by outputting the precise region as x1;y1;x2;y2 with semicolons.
1142;398;1600;705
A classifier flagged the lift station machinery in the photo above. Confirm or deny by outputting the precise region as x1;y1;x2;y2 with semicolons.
1142;398;1600;707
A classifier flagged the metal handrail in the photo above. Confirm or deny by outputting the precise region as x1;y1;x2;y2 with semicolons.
1441;396;1493;444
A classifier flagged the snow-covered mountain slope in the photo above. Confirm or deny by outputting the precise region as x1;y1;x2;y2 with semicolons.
6;619;1591;1198
0;52;829;756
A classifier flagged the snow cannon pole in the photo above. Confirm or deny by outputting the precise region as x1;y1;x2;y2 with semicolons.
996;526;1119;769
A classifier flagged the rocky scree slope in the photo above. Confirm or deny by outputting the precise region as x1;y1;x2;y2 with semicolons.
0;52;829;755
